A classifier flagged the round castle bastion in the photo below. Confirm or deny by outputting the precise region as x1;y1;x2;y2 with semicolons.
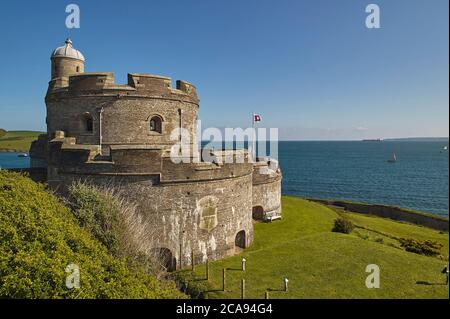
30;39;282;270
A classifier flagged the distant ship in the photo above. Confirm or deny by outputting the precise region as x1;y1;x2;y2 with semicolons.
362;138;383;142
17;153;28;158
387;153;397;163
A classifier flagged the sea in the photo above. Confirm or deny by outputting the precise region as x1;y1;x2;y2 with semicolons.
279;141;449;217
1;140;448;217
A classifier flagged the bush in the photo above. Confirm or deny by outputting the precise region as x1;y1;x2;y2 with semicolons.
172;270;212;299
0;171;185;298
399;238;443;256
332;217;354;234
66;181;169;277
0;129;6;138
66;182;123;256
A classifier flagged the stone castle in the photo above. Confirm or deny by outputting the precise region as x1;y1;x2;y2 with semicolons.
30;39;282;270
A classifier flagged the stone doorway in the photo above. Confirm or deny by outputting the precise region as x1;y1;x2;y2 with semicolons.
235;230;246;249
252;206;264;221
151;247;177;272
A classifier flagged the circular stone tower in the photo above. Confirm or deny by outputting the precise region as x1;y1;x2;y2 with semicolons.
50;38;85;81
33;38;282;272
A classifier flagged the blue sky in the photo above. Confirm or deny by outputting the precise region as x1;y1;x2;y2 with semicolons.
0;0;448;140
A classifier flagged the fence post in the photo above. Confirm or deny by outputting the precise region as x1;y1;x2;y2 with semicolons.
191;251;195;271
222;268;226;291
241;279;245;299
265;291;269;299
206;259;209;280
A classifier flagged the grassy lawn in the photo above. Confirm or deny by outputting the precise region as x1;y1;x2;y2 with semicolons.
0;131;43;152
341;211;449;256
177;196;449;299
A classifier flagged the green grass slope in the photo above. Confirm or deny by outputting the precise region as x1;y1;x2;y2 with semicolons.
342;211;449;256
178;196;449;299
0;171;185;299
0;131;43;152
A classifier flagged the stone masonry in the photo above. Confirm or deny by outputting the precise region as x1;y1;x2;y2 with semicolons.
30;39;282;270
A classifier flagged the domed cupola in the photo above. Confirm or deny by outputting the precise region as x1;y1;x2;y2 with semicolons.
50;38;85;80
51;38;85;61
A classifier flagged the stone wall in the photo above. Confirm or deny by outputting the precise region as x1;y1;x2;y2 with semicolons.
252;161;282;220
312;199;449;231
29;134;48;168
45;73;199;153
36;66;282;270
51;57;84;81
54;169;254;269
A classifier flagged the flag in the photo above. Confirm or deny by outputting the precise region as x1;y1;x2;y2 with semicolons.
253;114;262;123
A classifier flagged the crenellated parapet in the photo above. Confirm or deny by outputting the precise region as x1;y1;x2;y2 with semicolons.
48;136;253;183
47;72;198;105
252;160;282;185
34;38;282;269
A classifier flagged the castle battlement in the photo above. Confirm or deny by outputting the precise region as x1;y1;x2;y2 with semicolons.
47;136;256;183
32;38;282;270
48;71;198;104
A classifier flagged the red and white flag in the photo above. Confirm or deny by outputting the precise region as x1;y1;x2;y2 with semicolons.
253;114;262;123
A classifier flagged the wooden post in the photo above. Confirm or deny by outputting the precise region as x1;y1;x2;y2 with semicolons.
205;259;209;280
241;279;245;299
265;291;269;299
284;278;289;292
222;268;226;291
191;251;195;271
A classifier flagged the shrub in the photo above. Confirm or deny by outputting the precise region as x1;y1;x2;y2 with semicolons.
66;181;170;277
0;129;6;138
399;238;443;256
172;270;212;299
0;171;185;298
332;217;354;234
66;182;123;256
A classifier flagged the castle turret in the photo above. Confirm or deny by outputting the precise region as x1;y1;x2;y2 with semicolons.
50;38;85;80
32;37;283;271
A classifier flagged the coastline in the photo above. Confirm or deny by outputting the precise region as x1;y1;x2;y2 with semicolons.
2;165;449;231
308;197;449;231
0;149;28;153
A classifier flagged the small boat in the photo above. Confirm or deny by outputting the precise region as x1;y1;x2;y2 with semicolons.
387;153;397;163
17;153;28;158
443;146;448;151
362;138;383;142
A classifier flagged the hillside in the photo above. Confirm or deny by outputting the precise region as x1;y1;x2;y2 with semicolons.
0;130;43;152
0;171;185;299
177;197;449;299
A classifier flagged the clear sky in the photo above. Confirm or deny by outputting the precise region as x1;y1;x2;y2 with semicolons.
0;0;448;140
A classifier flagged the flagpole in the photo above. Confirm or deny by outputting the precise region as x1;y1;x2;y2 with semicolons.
252;112;256;162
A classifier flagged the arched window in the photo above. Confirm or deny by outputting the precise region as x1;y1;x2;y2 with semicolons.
76;66;80;72
83;113;93;133
149;116;162;133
